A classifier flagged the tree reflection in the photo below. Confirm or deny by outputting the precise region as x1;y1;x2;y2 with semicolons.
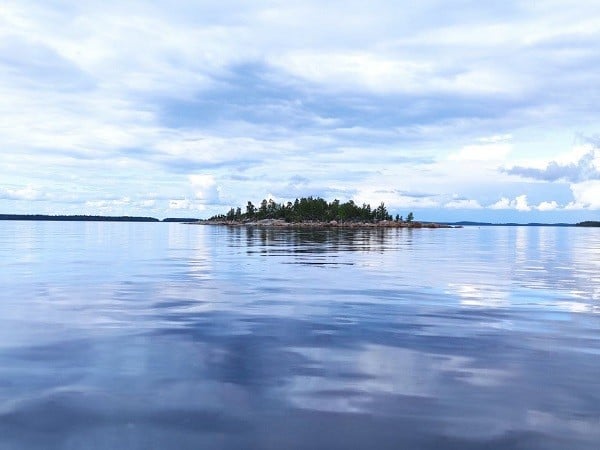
228;227;412;257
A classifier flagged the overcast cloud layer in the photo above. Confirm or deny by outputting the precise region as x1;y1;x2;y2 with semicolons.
1;0;599;221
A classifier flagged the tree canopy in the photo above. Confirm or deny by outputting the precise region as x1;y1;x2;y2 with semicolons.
210;197;414;224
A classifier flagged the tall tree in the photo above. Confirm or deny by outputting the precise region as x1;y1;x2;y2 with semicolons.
258;199;268;219
246;201;256;217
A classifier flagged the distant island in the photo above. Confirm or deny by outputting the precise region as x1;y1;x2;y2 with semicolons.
450;221;573;227
203;196;453;229
0;214;160;222
575;221;600;227
162;218;202;223
451;221;598;227
0;214;203;222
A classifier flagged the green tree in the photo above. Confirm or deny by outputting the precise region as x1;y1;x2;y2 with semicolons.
406;212;414;223
246;201;256;218
258;199;268;219
375;202;389;221
329;199;340;221
210;196;409;224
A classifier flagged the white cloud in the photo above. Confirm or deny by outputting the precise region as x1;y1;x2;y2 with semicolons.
535;200;559;211
489;197;511;210
271;49;524;96
514;195;531;212
489;195;531;211
168;199;192;210
553;144;599;166
271;52;432;94
564;202;583;211
167;198;209;213
566;180;600;209
0;185;46;201
445;199;483;209
139;199;156;208
189;174;221;204
85;197;131;208
504;146;600;183
354;186;440;210
478;134;512;144
448;143;512;162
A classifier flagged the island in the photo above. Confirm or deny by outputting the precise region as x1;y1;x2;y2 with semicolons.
162;217;202;223
201;196;456;229
576;221;600;227
0;214;160;222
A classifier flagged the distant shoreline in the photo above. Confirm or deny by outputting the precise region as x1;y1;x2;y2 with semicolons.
0;214;196;223
0;214;597;227
446;221;599;227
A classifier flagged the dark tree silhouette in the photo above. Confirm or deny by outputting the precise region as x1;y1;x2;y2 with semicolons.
246;201;256;218
209;196;417;224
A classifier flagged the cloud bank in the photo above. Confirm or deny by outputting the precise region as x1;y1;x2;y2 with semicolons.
1;1;599;220
504;147;600;183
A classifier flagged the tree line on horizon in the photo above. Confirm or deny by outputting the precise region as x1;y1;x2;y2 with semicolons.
0;214;159;222
210;197;414;223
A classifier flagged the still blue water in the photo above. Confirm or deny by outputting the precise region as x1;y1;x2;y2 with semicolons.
0;222;598;449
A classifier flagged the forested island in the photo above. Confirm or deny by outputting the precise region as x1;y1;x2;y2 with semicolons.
205;196;452;228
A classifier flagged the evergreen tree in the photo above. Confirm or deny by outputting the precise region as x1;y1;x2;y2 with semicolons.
246;201;256;217
258;199;268;219
375;202;389;221
209;196;414;224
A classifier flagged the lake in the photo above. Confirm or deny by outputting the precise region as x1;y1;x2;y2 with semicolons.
0;221;598;449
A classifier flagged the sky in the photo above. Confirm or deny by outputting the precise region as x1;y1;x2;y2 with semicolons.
1;0;599;222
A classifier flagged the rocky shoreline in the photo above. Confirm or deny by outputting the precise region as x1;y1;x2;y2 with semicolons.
193;219;460;229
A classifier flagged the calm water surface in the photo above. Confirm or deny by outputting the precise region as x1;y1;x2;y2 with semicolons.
0;222;598;449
